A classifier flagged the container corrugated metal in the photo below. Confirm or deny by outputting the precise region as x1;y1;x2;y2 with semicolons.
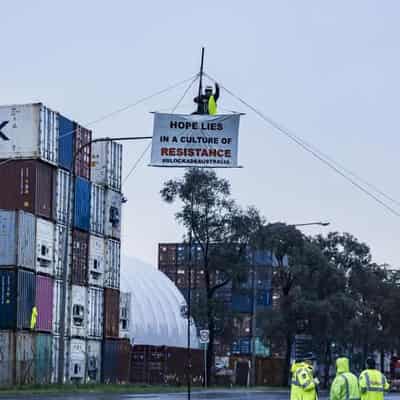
0;269;35;329
15;331;35;385
55;168;72;224
35;275;54;332
119;292;131;337
0;330;14;385
90;184;105;235
0;159;55;220
36;218;54;275
104;189;122;239
54;224;72;280
58;114;74;171
105;239;120;289
87;339;102;382
88;235;104;287
91;141;122;191
232;293;253;313
103;288;120;338
72;229;89;285
0;103;58;165
88;287;103;338
102;338;130;383
74;123;92;180
74;177;91;232
69;338;86;381
0;210;36;269
35;333;52;384
52;280;70;335
51;335;68;383
70;285;87;338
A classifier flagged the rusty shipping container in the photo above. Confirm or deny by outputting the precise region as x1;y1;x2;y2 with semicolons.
35;274;54;332
71;230;89;285
103;288;120;338
74;123;92;180
0;159;54;220
102;338;131;383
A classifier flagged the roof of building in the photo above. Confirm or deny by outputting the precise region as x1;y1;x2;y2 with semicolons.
120;256;199;349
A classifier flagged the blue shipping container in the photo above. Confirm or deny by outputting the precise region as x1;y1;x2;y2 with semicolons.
231;337;251;354
232;294;253;313
257;290;271;307
59;115;75;170
0;269;36;329
74;177;91;232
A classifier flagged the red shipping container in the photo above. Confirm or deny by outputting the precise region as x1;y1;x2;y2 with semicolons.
72;230;89;285
0;159;54;220
74;123;92;180
35;274;54;332
103;288;120;338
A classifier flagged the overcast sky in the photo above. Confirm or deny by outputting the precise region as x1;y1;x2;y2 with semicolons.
2;1;400;267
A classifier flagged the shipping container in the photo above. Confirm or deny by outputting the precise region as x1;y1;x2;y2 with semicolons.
0;330;14;385
231;337;251;355
119;292;131;337
159;244;177;267
70;285;87;338
88;286;103;338
54;224;72;280
88;235;105;287
104;239;120;289
90;184;105;235
35;275;54;332
69;338;86;381
256;289;271;307
103;288;120;338
0;210;35;269
35;333;52;384
0;103;58;165
55;168;72;225
36;218;54;275
0;269;35;329
104;189;122;239
102;338;130;383
232;293;253;313
58;114;74;171
91;141;122;191
74;123;92;180
51;335;68;383
74;177;91;232
52;280;70;335
87;339;102;382
0;159;55;219
15;331;35;385
71;230;89;285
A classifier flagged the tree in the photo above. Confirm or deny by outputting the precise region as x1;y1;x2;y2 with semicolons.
161;168;263;383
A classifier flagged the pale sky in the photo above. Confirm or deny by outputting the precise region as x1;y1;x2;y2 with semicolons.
2;1;400;267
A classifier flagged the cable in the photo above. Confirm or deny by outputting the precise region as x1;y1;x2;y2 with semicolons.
59;74;198;139
204;72;400;218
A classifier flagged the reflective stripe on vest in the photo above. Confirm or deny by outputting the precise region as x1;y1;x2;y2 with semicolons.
364;372;385;392
342;374;360;400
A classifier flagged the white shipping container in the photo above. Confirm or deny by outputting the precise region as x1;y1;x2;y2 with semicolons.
54;224;72;280
104;189;122;239
51;335;68;383
91;141;122;191
90;184;105;235
88;235;105;287
104;239;120;289
55;169;72;225
87;287;103;338
0;103;58;164
69;338;86;380
53;280;70;335
70;285;87;338
119;292;131;338
86;339;102;383
36;218;55;275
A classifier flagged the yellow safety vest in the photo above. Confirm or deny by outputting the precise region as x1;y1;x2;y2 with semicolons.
30;306;38;330
208;95;217;115
359;369;389;400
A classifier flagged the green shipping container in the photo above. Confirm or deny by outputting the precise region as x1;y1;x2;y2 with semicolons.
35;333;52;384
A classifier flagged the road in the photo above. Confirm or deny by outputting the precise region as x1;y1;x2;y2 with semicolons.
1;391;400;400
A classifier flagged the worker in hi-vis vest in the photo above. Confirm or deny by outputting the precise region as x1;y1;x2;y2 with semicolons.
30;306;38;330
193;83;219;115
359;358;389;400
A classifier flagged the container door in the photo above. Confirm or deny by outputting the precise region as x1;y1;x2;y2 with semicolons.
0;270;17;329
0;211;17;266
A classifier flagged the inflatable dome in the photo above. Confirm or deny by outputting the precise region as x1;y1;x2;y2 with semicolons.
120;256;199;348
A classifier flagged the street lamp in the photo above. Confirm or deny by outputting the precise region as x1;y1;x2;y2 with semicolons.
58;135;152;384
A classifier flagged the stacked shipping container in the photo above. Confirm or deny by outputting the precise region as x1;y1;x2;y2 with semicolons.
0;102;123;385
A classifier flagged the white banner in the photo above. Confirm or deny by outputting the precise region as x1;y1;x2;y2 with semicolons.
150;113;240;168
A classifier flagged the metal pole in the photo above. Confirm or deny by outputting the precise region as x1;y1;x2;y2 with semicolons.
187;230;192;400
250;252;257;386
204;343;207;388
57;135;152;384
197;47;205;101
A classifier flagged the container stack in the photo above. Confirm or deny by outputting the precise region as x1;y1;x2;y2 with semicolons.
0;103;124;386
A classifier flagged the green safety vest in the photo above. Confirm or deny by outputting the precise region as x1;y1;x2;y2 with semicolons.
208;95;217;115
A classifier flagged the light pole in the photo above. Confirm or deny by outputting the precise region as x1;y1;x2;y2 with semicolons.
57;135;152;384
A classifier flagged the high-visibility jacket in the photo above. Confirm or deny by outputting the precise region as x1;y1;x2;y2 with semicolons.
359;369;389;400
330;357;360;400
30;306;38;330
291;362;318;400
208;95;217;115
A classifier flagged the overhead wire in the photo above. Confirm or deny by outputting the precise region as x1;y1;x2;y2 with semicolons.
204;72;400;218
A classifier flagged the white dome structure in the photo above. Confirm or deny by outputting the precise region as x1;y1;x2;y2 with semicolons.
120;256;199;349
